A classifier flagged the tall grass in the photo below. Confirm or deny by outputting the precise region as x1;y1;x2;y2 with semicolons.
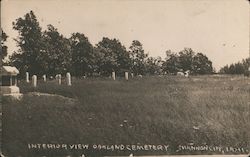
2;75;250;156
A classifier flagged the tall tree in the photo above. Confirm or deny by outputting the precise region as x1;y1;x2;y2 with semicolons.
192;53;213;74
242;57;250;74
1;29;8;62
162;48;214;74
11;10;45;76
70;33;94;76
219;65;229;74
129;40;148;75
145;56;162;75
95;37;130;76
178;48;195;72
162;50;180;74
43;24;71;76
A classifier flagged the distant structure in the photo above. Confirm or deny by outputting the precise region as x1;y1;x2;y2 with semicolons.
177;71;185;76
0;66;22;98
184;70;190;77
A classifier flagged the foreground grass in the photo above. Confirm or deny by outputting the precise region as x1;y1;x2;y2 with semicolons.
2;75;250;157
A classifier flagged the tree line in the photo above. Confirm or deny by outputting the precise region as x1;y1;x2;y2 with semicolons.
2;11;214;78
219;58;250;76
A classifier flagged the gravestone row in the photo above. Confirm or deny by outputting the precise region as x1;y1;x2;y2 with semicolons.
26;71;139;87
111;71;135;81
26;72;72;87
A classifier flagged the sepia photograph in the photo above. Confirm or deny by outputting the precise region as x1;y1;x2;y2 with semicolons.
0;0;250;157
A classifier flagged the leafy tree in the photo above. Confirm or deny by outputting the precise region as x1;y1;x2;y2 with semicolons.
70;33;94;76
11;10;45;76
178;48;195;71
115;41;131;75
129;40;148;75
1;29;8;62
242;57;250;75
162;51;180;74
219;65;229;74
94;47;117;76
242;58;250;68
43;24;71;76
192;53;213;74
162;48;214;75
233;63;245;74
95;37;130;76
145;56;162;75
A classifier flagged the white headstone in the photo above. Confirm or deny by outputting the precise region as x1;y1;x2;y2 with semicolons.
26;72;29;83
42;74;46;82
125;72;129;81
112;71;116;80
57;74;62;85
66;72;71;86
32;75;37;87
131;73;134;78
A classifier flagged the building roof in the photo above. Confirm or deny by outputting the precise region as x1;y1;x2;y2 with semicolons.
0;66;19;75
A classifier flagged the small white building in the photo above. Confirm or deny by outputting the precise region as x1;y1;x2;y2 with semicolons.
0;66;22;97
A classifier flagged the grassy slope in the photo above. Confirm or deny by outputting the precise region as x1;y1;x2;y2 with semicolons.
2;76;250;156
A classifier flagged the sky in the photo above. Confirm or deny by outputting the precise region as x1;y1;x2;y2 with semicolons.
1;0;249;71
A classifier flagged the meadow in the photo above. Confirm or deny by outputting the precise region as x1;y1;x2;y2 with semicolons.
2;75;250;157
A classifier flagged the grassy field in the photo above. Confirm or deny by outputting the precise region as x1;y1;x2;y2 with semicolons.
2;75;250;157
